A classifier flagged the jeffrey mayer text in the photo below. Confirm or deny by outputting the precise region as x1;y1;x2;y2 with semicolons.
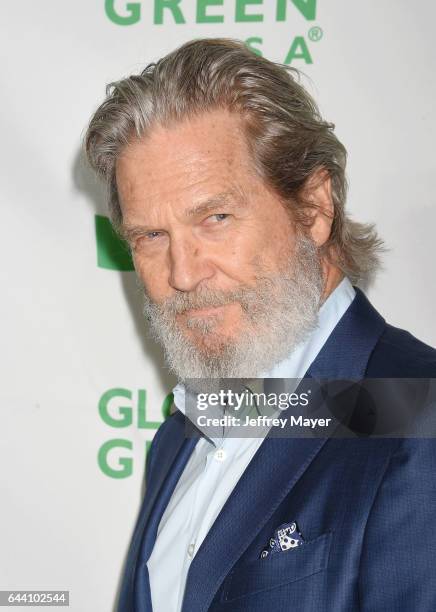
196;414;332;429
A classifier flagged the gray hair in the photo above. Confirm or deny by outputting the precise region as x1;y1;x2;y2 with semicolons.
84;38;383;284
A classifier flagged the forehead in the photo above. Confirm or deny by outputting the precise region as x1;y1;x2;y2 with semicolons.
115;109;258;210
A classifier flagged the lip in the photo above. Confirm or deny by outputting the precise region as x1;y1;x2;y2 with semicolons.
183;304;229;316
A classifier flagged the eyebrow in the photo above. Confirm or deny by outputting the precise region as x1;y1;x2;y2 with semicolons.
119;190;246;243
184;191;241;218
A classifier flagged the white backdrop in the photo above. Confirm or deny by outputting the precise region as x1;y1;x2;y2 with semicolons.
1;1;435;610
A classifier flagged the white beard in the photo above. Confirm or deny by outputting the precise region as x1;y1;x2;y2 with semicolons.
141;233;324;382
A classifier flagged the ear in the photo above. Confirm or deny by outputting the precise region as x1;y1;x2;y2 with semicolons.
303;168;334;247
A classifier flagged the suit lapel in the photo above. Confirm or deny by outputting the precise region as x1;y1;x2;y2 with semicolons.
181;287;386;612
133;434;200;612
136;417;200;566
121;412;200;611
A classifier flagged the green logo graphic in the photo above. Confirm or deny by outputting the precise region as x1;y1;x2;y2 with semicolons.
105;0;317;25
97;388;173;478
95;214;134;271
277;0;317;21
245;34;313;64
103;1;322;66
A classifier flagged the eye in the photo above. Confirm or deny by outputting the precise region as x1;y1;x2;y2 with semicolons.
206;213;229;223
131;231;163;251
145;231;162;239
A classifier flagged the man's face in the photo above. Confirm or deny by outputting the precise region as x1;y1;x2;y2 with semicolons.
116;109;323;379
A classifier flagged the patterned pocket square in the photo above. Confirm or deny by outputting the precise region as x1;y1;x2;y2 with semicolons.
260;521;305;559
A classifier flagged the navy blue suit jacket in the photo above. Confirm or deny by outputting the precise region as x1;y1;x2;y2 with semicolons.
117;288;436;611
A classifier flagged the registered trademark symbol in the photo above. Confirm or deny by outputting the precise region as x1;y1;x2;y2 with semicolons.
308;26;323;42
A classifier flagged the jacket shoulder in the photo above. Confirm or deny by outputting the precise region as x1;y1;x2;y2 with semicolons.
367;323;436;376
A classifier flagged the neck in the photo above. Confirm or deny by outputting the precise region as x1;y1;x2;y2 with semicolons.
321;260;344;303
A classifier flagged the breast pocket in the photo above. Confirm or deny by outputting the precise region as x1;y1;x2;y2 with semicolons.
222;531;333;603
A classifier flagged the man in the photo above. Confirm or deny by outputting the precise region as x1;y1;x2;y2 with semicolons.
85;39;436;611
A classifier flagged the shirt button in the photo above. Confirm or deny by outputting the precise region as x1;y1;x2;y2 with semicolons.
214;448;227;462
187;543;195;558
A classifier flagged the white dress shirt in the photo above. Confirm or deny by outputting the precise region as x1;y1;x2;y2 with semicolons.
147;277;355;612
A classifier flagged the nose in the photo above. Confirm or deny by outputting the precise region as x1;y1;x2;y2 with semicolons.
168;233;214;292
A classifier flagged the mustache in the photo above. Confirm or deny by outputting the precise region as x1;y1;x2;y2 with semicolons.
142;280;275;316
